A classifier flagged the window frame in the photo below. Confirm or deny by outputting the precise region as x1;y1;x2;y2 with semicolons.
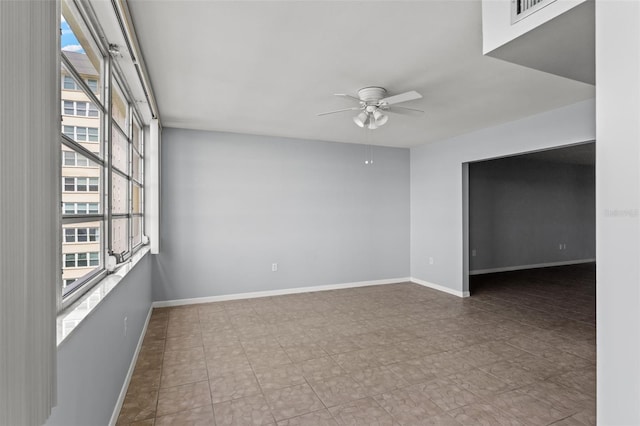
63;226;100;243
59;0;147;310
62;251;101;269
63;151;90;167
61;176;100;193
62;125;100;143
62;100;99;118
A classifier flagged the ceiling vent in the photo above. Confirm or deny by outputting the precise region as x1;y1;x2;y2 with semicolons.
512;0;558;23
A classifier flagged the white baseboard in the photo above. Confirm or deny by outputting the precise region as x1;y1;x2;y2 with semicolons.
109;305;154;426
410;277;470;298
152;277;412;308
469;258;596;275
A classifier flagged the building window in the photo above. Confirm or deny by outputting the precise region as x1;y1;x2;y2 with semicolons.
87;79;98;94
60;0;146;306
62;177;99;192
64;227;100;243
62;202;99;214
62;125;100;143
63;75;77;90
62;150;93;167
62;100;99;117
61;75;98;93
63;252;100;268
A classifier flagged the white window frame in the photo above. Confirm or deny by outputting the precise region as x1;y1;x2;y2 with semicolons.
64;227;100;243
59;0;149;309
61;75;97;93
62;75;78;90
61;176;99;192
62;150;92;167
62;100;99;117
63;252;100;269
62;125;100;143
62;202;100;214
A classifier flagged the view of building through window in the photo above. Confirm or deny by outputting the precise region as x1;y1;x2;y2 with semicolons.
61;50;103;291
60;0;144;302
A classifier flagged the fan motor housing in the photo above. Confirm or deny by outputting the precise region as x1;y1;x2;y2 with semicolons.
358;87;387;103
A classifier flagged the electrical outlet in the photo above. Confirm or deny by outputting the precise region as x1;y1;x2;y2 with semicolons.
124;317;127;337
272;263;278;272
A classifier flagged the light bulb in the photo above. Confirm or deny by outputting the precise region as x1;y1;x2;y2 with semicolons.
353;111;368;128
372;109;388;127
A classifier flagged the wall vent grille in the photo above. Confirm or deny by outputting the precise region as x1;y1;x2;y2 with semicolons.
512;0;558;23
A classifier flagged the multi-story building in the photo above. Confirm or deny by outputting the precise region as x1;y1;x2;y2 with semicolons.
61;51;102;289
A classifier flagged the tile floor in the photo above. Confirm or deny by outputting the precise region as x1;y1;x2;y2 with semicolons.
117;264;595;425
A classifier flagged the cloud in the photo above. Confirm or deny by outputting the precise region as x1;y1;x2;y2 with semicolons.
61;15;66;23
62;44;84;53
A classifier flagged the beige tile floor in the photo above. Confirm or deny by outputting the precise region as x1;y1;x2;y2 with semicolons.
117;264;596;425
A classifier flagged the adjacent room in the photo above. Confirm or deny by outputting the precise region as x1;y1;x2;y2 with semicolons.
2;1;639;426
468;143;596;297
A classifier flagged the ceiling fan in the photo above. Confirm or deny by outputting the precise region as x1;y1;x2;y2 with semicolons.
318;87;423;130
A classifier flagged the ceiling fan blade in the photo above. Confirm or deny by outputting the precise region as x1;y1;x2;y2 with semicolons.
380;90;422;105
334;93;362;103
317;107;361;116
384;106;425;116
393;106;425;113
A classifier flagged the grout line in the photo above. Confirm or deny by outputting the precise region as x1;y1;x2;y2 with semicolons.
131;275;594;425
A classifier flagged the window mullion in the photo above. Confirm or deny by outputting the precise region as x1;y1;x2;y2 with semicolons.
128;102;133;254
105;52;113;257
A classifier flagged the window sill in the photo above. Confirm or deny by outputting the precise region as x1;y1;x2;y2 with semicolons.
56;245;150;346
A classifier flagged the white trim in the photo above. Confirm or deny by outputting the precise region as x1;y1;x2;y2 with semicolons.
147;119;160;254
109;305;153;426
410;277;470;298
469;258;596;275
152;277;412;308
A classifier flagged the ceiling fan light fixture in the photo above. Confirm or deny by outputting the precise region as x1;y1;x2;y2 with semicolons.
320;87;422;130
372;109;388;127
353;111;368;128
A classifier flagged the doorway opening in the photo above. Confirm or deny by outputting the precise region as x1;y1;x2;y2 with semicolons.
462;141;596;296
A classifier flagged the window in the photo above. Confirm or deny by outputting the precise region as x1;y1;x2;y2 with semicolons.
63;75;77;90
60;0;146;305
62;125;100;143
88;127;99;141
62;150;93;167
64;227;100;243
63;252;100;268
62;100;99;117
62;177;99;192
87;79;98;94
61;74;98;93
62;202;99;214
63;100;74;115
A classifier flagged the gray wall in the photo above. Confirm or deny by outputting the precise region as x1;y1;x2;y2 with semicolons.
411;99;595;295
153;129;410;302
596;2;640;423
46;254;153;426
469;156;595;272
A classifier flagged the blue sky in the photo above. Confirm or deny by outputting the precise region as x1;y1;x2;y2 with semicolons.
61;15;85;53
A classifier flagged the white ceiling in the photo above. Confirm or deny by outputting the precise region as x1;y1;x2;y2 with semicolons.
128;1;594;148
